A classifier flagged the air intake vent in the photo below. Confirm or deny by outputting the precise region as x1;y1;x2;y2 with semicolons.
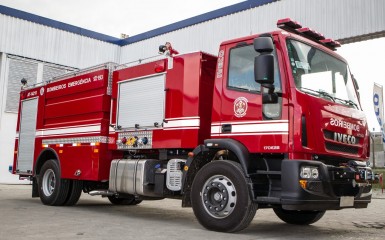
325;142;359;155
166;159;186;191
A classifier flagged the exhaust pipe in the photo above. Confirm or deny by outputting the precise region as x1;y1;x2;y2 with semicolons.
89;190;115;196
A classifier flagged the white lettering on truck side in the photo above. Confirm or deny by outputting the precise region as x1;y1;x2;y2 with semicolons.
264;146;280;150
47;84;66;93
68;78;91;87
329;118;360;132
45;75;103;93
27;91;37;97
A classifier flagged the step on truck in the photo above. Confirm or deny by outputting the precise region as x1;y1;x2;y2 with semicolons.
12;19;379;232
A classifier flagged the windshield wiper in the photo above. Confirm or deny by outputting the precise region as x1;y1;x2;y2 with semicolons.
332;97;359;109
299;87;335;102
345;99;358;108
318;90;335;102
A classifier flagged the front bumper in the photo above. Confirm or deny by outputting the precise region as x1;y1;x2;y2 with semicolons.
281;160;377;211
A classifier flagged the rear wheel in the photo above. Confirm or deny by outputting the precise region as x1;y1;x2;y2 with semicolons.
38;160;70;206
191;160;257;232
64;180;83;206
273;208;326;225
108;195;142;205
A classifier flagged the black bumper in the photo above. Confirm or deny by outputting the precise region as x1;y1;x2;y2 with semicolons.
281;160;373;211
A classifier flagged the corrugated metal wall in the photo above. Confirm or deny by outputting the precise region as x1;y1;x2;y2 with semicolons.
0;14;120;68
6;57;38;112
120;0;385;63
1;0;384;66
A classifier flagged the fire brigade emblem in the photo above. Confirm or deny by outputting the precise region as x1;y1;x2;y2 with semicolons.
40;87;44;96
234;97;248;118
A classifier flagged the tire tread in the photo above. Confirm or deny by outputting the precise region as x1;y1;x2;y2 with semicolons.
64;180;83;206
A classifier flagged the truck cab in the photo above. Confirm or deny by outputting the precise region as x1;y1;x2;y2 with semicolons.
201;18;375;213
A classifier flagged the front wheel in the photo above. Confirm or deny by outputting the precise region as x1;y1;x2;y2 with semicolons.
38;160;70;206
273;208;326;225
191;160;257;232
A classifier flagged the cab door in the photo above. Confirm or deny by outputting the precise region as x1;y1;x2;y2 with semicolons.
217;38;288;153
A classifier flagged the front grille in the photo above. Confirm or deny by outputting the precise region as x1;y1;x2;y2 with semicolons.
324;130;334;140
325;142;359;155
323;130;361;142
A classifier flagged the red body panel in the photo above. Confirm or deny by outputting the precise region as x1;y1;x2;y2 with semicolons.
14;68;116;181
112;52;216;149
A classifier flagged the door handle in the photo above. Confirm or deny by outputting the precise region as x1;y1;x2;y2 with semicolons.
222;124;232;133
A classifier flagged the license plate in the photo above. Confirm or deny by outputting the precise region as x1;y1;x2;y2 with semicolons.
340;196;354;207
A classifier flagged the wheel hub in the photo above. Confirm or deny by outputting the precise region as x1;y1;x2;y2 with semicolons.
42;169;56;197
213;192;223;202
201;175;237;219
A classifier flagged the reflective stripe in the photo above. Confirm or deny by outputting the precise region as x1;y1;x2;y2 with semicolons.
232;123;288;133
163;117;200;129
212;132;289;136
211;121;289;135
211;126;221;134
36;125;101;137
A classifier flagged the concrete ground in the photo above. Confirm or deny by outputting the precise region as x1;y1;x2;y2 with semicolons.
0;184;384;240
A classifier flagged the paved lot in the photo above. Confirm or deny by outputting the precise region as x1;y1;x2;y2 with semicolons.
0;184;384;240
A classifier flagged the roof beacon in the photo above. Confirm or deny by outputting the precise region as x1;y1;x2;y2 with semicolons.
277;18;341;51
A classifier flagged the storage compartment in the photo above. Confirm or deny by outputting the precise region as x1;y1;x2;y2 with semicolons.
117;74;165;129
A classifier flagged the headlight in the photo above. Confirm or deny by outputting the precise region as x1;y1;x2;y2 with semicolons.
311;168;319;179
300;166;319;179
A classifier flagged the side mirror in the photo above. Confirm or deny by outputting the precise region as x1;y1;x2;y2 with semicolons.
254;37;274;53
254;54;274;84
254;37;275;85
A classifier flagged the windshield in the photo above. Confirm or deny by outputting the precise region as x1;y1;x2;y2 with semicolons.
287;39;360;109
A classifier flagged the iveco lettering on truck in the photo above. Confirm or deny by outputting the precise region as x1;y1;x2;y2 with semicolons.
12;19;379;232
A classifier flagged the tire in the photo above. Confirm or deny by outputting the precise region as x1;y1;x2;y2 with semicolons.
191;160;257;232
38;160;70;206
108;195;142;205
273;208;326;225
64;180;83;206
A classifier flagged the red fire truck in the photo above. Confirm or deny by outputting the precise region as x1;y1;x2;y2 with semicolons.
12;19;378;232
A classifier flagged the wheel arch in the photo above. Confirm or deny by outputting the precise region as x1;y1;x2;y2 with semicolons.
204;138;251;176
182;138;252;207
34;148;60;176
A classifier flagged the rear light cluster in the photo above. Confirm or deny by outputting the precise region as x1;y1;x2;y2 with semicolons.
277;18;341;50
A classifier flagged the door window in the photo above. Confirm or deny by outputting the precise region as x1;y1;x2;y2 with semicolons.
227;44;282;120
228;45;260;92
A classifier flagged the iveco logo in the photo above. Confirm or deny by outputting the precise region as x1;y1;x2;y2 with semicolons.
333;132;356;144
